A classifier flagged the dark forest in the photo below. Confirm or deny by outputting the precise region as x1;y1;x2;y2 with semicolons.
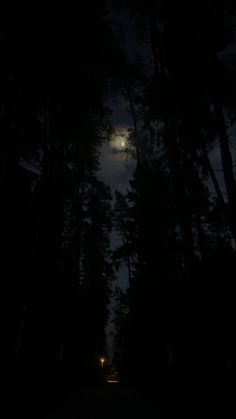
1;1;236;417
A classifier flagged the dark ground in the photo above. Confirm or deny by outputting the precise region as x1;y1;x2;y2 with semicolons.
2;376;234;418
3;383;186;419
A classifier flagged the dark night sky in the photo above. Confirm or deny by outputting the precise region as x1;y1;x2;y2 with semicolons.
98;99;135;355
99;98;135;291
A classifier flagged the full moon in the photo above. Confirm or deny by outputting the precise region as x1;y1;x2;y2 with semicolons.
110;127;129;153
99;124;136;193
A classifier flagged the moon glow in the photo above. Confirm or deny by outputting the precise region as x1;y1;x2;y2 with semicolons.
111;127;129;154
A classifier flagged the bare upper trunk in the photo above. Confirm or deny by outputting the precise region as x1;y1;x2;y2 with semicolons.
214;102;236;218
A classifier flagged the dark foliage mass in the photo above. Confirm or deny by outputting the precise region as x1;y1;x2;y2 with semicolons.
1;1;236;416
0;3;114;402
111;0;236;415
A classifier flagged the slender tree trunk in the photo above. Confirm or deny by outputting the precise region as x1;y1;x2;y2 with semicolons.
199;144;236;242
122;238;134;288
14;304;26;373
0;100;19;193
124;82;142;169
73;168;85;286
149;16;196;272
165;122;196;271
195;204;206;264
214;101;236;218
149;12;164;76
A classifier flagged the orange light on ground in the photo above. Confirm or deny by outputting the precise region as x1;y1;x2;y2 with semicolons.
107;379;119;384
106;372;119;384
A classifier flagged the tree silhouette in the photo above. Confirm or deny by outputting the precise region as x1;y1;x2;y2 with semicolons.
0;4;115;396
111;1;236;414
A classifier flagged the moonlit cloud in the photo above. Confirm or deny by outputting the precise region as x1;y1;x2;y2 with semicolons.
99;126;136;193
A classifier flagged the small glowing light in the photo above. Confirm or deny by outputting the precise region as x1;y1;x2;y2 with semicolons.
121;140;125;148
99;356;106;367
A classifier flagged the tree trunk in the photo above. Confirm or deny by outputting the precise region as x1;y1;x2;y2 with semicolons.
199;144;236;242
73;167;85;286
149;16;196;272
214;102;236;219
124;82;142;169
165;122;196;271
